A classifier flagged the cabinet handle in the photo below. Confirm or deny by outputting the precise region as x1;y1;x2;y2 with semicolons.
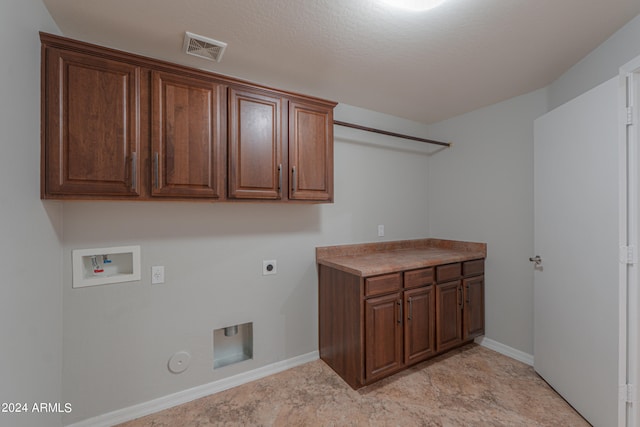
466;284;470;305
130;152;137;191
408;297;413;321
458;286;463;307
278;164;282;193
397;300;402;324
153;152;159;189
292;166;297;193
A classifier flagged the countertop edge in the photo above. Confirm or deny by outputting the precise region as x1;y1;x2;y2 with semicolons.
316;239;487;277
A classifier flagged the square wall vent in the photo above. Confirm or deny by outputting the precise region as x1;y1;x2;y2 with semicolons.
183;31;227;62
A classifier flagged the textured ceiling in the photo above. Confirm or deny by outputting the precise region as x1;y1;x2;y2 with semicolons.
42;0;640;124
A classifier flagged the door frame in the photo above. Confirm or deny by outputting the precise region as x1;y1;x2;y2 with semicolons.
620;56;640;427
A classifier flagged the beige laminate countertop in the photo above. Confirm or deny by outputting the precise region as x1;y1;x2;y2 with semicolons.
316;238;486;277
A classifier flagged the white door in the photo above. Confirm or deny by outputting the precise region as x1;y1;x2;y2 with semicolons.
533;77;621;427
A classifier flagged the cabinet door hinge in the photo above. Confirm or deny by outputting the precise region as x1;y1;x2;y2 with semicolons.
620;384;637;403
627;106;634;126
620;246;637;265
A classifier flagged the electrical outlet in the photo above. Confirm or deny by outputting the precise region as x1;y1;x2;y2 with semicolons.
378;224;385;237
263;260;277;275
151;266;165;284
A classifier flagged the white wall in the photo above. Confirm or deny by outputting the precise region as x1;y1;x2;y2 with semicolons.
60;104;434;424
0;1;63;427
22;3;640;423
426;88;548;356
425;12;640;358
548;14;640;110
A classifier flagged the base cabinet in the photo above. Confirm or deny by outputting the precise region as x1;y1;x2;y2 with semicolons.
319;258;484;389
365;293;403;381
404;286;436;364
463;275;485;340
435;280;463;353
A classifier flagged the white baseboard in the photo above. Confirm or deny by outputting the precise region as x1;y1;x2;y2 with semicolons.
65;351;319;427
475;336;534;366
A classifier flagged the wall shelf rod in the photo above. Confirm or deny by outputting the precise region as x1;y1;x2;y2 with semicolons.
333;120;451;148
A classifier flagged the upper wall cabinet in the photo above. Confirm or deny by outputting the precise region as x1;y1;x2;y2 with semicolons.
151;71;224;199
227;87;335;202
288;100;333;201
40;33;336;203
42;47;142;197
228;87;284;200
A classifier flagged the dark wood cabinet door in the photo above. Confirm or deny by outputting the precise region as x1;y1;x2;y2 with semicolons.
365;293;403;381
404;286;436;364
463;275;485;340
151;71;223;198
288;100;333;201
435;281;463;353
228;87;283;199
44;48;141;197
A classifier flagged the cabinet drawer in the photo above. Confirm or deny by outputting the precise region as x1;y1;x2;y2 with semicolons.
463;259;484;277
436;263;461;282
404;268;434;289
365;273;402;297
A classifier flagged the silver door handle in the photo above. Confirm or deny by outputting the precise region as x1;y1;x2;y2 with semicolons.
529;255;543;271
292;166;297;193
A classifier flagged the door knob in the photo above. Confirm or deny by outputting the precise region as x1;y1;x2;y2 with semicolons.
529;255;543;271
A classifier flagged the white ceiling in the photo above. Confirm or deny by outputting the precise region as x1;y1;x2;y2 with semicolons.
42;0;640;124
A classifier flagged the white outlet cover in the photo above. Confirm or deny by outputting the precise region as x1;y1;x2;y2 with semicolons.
263;260;277;275
168;350;191;374
151;265;165;284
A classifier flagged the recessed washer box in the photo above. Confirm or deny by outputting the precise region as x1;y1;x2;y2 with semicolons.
72;245;141;288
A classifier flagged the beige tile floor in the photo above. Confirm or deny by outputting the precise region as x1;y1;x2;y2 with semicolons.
118;344;589;426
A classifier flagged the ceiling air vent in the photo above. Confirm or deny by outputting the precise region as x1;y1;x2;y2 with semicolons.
183;31;227;62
